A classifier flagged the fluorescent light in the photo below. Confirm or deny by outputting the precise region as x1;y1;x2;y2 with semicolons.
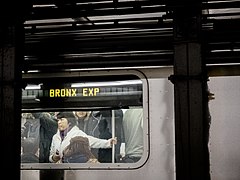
71;80;142;87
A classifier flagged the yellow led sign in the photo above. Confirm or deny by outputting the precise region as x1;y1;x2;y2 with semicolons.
49;88;100;97
49;89;77;97
82;88;100;96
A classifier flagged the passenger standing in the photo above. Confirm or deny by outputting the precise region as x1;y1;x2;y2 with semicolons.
101;109;124;162
39;112;58;162
98;118;112;163
75;110;104;158
121;108;143;163
21;112;40;141
21;112;41;156
74;111;101;137
49;111;117;163
62;136;99;163
21;137;39;163
74;111;89;132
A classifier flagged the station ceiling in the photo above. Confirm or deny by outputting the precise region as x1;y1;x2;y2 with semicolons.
23;0;240;72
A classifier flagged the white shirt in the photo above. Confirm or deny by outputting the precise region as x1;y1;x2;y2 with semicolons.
123;109;143;157
49;126;111;162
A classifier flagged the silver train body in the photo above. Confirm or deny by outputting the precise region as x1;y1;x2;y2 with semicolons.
21;66;240;180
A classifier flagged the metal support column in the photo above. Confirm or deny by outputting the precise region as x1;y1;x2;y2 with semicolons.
168;1;211;180
0;22;23;179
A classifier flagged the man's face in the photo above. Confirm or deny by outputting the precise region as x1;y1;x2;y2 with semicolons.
76;111;88;119
57;118;69;131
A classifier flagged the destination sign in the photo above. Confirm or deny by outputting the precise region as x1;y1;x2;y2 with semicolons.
49;88;100;97
22;81;143;109
22;86;141;99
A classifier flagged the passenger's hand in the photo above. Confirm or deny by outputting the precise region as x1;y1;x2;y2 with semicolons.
52;150;60;162
109;137;117;146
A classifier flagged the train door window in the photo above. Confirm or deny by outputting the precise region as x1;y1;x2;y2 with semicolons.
21;71;149;169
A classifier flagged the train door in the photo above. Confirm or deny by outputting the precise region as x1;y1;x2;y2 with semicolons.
21;67;175;180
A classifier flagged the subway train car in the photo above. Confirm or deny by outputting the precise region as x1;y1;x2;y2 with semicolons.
20;65;240;180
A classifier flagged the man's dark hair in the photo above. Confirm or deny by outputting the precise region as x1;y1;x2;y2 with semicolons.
57;112;77;126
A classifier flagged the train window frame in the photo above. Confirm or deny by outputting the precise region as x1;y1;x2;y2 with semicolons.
21;69;149;170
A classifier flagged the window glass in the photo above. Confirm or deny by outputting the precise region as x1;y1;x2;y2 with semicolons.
21;74;147;169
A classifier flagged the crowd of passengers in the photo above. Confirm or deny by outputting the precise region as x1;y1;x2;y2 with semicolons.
21;109;143;164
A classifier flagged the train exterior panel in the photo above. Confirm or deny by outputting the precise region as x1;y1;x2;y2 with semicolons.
208;75;240;180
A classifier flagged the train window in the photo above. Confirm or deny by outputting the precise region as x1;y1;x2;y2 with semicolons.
21;72;149;169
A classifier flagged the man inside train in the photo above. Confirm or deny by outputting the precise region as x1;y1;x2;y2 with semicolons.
49;111;117;163
120;108;143;163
